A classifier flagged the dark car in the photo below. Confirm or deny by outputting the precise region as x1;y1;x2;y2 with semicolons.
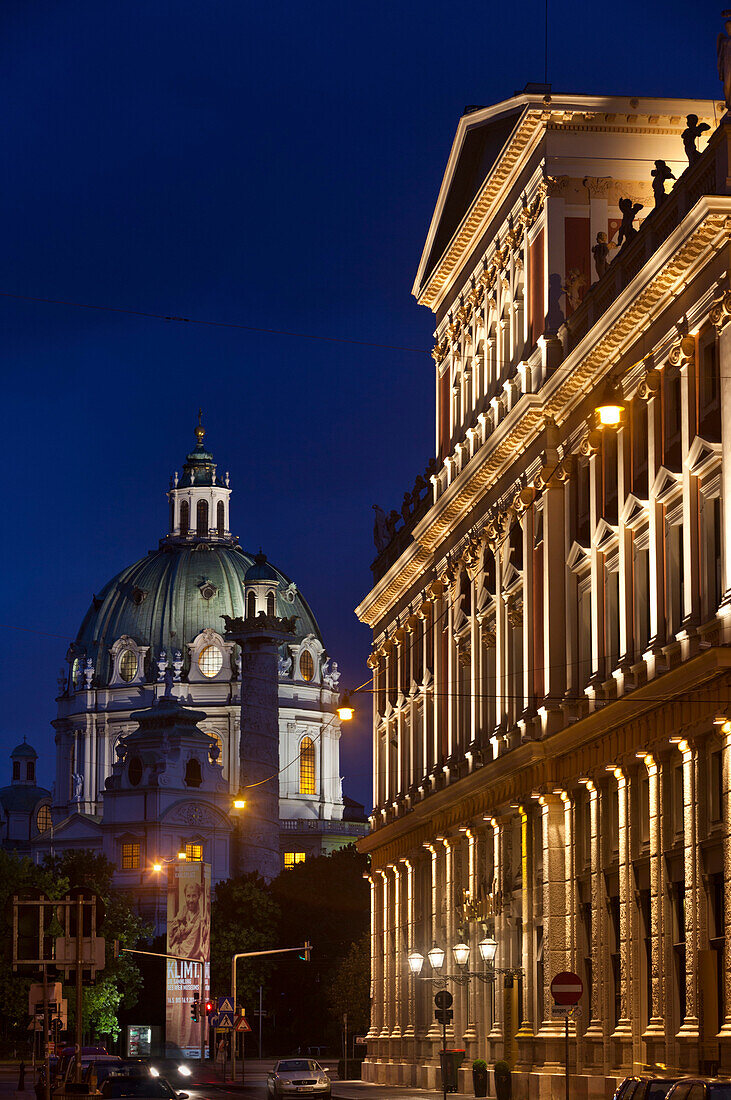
666;1082;731;1100
101;1076;188;1100
613;1077;679;1100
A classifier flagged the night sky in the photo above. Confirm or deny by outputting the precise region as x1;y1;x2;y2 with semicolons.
1;0;722;811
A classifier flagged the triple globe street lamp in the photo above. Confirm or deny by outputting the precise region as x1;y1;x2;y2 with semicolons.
407;933;500;986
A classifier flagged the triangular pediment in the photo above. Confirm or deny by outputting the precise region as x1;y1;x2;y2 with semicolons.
687;434;722;477
567;540;590;572
593;518;619;553
620;492;648;529
651;465;682;503
414;104;525;296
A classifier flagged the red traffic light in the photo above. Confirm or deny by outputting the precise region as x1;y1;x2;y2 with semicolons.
205;1001;214;1014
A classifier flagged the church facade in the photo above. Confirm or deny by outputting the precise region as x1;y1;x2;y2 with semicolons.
356;90;731;1094
9;421;365;924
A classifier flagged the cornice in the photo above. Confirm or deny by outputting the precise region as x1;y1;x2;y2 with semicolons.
356;198;731;629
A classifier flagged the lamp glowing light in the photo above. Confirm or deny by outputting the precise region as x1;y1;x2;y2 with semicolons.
478;935;498;964
177;851;187;861
152;862;163;873
337;693;355;721
596;404;624;426
427;944;445;971
407;950;424;975
233;798;246;809
452;941;470;968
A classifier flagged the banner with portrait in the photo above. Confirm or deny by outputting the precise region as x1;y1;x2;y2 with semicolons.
165;861;211;1058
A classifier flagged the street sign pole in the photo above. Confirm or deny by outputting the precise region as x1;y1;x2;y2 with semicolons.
565;1014;569;1100
41;964;50;1100
550;971;583;1100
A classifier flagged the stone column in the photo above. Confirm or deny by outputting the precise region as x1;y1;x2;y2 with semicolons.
402;859;416;1043
425;844;442;1043
380;869;392;1041
646;379;666;659
542;460;567;731
716;318;731;616
671;338;701;631
224;614;297;880
392;864;403;1041
516;803;535;1070
489;818;505;1050
537;794;569;1066
366;874;382;1041
463;830;478;1051
611;767;633;1068
642;753;666;1060
718;724;731;1060
582;779;608;1073
677;737;701;1061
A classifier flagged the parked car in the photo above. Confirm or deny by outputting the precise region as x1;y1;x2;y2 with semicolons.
62;1053;122;1087
613;1077;679;1100
267;1059;332;1098
55;1047;108;1084
101;1076;188;1100
666;1082;731;1100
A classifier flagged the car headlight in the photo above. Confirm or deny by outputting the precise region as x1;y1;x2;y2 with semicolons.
279;1079;292;1085
149;1068;160;1078
177;1066;192;1077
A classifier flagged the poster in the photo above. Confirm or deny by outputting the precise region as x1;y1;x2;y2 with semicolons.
165;861;211;1058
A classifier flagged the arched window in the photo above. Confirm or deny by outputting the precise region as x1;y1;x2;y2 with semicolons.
170;498;175;532
185;758;202;788
299;736;315;795
36;805;52;833
247;591;256;618
26;761;35;782
299;650;314;682
198;645;222;678
217;501;225;536
128;756;143;786
12;761;20;781
267;591;275;616
197;499;209;536
119;649;138;682
180;500;189;537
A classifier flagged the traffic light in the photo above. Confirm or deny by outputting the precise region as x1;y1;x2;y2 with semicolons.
299;940;312;962
205;1000;214;1015
190;1001;199;1023
434;1008;453;1025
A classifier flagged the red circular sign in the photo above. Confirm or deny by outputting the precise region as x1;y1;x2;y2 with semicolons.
550;971;583;1005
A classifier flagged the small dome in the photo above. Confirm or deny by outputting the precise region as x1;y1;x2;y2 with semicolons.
11;739;38;760
245;552;278;583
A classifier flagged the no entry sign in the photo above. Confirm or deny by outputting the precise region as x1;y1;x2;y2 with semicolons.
550;971;583;1005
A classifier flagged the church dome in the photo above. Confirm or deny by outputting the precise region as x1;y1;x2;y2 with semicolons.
71;420;323;685
245;551;279;583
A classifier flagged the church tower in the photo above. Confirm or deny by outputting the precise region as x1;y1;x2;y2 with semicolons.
166;412;232;542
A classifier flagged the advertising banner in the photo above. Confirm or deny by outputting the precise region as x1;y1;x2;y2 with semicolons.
165;861;211;1058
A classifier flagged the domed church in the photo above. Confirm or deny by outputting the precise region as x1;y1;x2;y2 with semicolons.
25;419;366;910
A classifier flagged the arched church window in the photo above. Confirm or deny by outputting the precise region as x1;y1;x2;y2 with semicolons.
120;650;138;682
299;650;314;682
170;498;175;532
36;804;52;833
247;592;256;618
299;737;315;795
185;758;202;788
180;500;189;536
217;500;225;536
26;761;35;782
12;761;20;781
197;499;209;536
198;645;223;678
267;592;275;616
128;756;143;786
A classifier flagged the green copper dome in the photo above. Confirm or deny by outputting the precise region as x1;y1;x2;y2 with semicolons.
74;543;322;684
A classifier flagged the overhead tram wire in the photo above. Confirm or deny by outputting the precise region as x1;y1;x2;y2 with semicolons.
0;290;428;356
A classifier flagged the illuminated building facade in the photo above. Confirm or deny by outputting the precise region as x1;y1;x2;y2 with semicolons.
356;89;731;1093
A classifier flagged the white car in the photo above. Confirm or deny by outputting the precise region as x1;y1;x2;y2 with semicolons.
267;1059;331;1098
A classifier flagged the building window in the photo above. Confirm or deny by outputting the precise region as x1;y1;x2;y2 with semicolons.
217;500;225;536
185;758;202;788
247;591;256;618
121;842;140;870
197;499;209;536
284;851;306;870
12;761;20;781
36;805;52;833
185;843;203;861
26;760;36;782
198;645;223;678
267;591;275;616
128;756;143;786
120;649;138;682
180;500;189;537
299;650;314;682
299;736;316;795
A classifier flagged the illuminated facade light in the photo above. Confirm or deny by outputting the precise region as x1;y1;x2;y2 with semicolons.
407;950;424;975
427;944;445;971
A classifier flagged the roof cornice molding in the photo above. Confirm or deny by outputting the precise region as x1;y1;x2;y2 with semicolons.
413;94;720;314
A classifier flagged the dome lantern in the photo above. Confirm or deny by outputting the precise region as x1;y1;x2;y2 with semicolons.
166;412;232;543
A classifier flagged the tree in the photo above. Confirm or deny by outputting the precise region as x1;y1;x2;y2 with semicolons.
327;934;370;1041
210;874;281;1010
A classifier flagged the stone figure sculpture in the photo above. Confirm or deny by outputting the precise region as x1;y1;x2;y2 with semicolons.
616;198;643;247
682;113;710;165
372;504;388;551
651;160;675;206
563;268;586;311
719;13;731;109
157;650;168;682
72;773;84;801
401;492;412;522
172;651;183;681
83;659;94;689
591;232;615;279
386;510;400;540
278;652;292;677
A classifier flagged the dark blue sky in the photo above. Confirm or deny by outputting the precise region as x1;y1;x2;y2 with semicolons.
1;0;721;810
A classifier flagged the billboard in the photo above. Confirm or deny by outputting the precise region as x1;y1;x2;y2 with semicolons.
165;861;211;1058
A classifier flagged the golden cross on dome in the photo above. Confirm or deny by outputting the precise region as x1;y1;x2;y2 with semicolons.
195;408;205;444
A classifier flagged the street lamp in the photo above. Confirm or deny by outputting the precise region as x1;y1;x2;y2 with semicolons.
337;693;354;721
478;935;498;964
427;944;445;971
407;950;424;976
452;941;470;968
